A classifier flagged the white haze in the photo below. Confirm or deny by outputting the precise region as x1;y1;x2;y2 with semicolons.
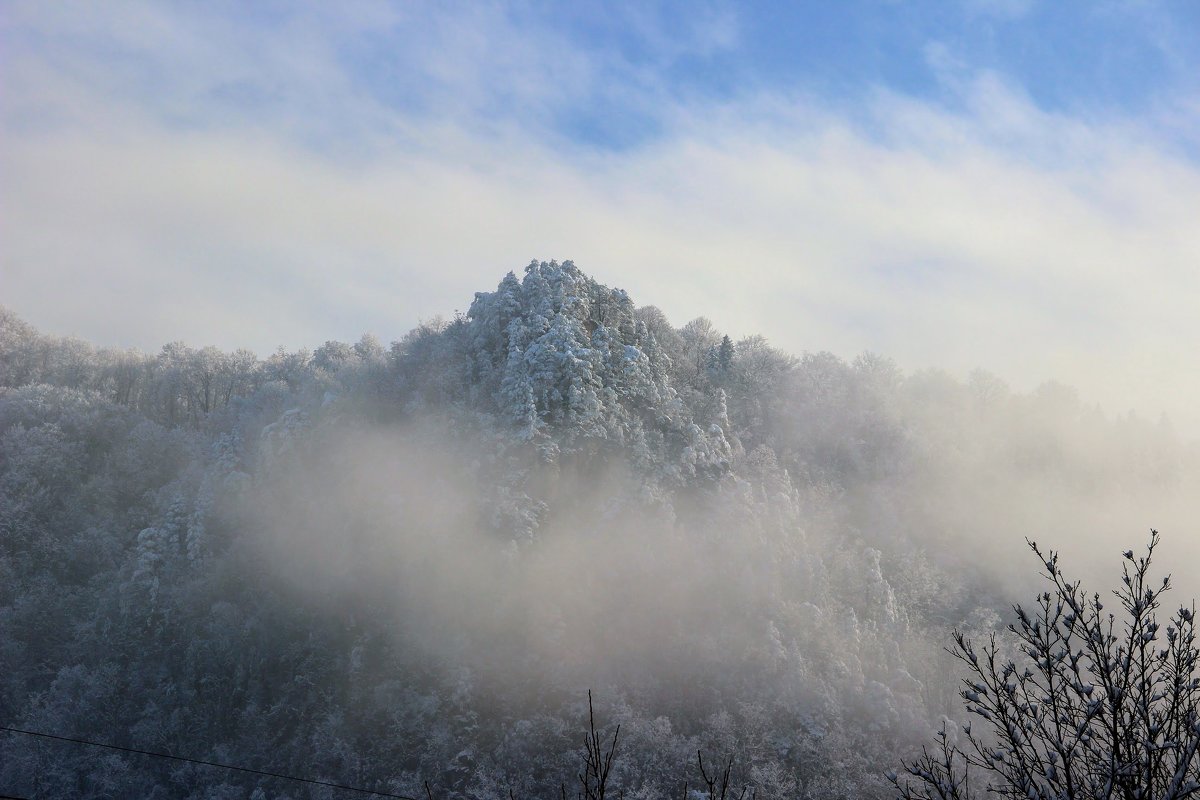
244;389;1200;688
3;3;1200;435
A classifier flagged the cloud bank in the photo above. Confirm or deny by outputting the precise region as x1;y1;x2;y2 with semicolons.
3;1;1199;431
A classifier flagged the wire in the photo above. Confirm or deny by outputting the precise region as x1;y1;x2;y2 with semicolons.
0;726;420;800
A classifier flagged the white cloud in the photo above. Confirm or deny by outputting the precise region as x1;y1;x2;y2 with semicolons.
3;3;1199;434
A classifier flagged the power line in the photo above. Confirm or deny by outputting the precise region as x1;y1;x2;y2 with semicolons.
0;726;419;800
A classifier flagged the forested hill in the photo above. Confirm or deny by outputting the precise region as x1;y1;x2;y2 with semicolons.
2;261;1196;799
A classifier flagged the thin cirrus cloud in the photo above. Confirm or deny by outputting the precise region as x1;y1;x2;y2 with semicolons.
2;2;1199;432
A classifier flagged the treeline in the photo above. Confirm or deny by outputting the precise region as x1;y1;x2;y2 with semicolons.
0;306;388;427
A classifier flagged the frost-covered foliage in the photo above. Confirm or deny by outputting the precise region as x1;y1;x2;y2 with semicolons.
1;263;1198;799
428;261;732;489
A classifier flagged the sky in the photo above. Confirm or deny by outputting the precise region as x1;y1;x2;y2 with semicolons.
2;1;1200;431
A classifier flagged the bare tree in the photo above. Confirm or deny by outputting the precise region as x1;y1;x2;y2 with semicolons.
891;530;1200;799
686;750;754;800
563;691;621;800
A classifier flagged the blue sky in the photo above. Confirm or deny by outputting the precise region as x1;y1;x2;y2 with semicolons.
3;1;1200;430
513;0;1199;149
9;2;1196;152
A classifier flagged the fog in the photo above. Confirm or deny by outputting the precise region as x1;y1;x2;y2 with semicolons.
248;411;1200;694
249;424;815;683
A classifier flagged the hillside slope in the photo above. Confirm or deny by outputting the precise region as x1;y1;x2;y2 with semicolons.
2;261;1196;799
